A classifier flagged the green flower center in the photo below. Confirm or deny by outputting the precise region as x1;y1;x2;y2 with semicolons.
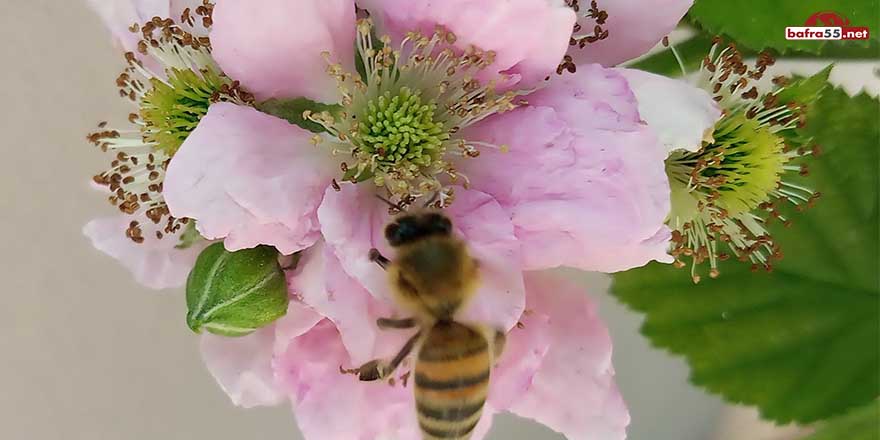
355;87;449;167
307;19;521;205
668;113;787;217
663;40;822;282
140;67;231;156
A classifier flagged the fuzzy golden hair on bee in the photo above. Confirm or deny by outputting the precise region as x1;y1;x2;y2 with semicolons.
344;207;508;440
370;210;481;325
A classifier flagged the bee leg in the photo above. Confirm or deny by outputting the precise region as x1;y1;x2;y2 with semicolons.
340;360;386;381
340;330;421;382
377;317;417;330
368;248;390;270
385;330;422;376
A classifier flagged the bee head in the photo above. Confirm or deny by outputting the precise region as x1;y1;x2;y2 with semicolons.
385;212;453;247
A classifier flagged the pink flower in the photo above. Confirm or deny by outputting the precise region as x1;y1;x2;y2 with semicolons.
165;0;673;276
157;2;678;436
83;1;250;288
83;0;690;285
82;1;702;438
201;269;627;440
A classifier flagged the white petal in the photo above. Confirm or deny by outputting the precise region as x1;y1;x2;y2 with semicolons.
618;68;722;154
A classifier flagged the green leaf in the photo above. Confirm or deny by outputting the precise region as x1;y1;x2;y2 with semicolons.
805;400;880;440
255;98;341;133
611;85;880;423
689;0;879;54
773;65;832;106
186;243;289;337
630;34;878;78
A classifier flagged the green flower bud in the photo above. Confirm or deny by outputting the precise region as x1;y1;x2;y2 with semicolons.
186;243;288;337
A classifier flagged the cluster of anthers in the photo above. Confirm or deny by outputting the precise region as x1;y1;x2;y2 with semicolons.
87;2;251;244
557;0;609;74
305;19;523;209
665;40;821;282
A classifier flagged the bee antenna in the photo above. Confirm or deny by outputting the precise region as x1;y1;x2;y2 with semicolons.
375;194;405;212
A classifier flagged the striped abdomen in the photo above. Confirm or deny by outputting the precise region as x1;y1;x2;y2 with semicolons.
415;321;491;440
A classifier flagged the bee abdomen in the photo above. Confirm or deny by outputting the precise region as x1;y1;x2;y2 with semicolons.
419;417;481;440
415;322;491;440
416;395;486;440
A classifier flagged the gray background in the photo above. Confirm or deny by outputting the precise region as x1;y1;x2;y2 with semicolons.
1;1;875;439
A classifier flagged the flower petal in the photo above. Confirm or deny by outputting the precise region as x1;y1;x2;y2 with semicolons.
83;215;208;289
488;305;551;411
446;190;525;331
164;103;336;254
318;185;525;330
509;272;629;440
568;0;692;66
87;0;170;52
274;320;420;440
199;301;322;408
210;0;355;102
617;68;722;153
464;64;672;272
290;240;403;365
359;0;576;86
315;184;393;301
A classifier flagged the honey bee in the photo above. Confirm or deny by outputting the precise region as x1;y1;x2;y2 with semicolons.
344;210;505;440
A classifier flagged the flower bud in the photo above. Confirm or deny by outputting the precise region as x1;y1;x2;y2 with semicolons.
186;243;288;336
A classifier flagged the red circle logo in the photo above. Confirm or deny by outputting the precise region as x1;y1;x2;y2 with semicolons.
804;11;851;26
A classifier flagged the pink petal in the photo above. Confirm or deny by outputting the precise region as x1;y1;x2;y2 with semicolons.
318;185;525;330
274;320;421;440
164;103;337;255
83;215;208;289
210;0;355;103
445;190;525;331
488;306;551;411
617;68;722;154
359;0;576;86
290;240;405;365
272;298;327;354
527;63;642;131
464;65;672;273
87;0;170;52
200;301;322;408
315;184;393;302
509;272;629;440
568;0;692;66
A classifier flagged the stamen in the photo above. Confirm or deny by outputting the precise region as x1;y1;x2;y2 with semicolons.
564;0;609;54
308;19;522;208
667;39;818;282
87;6;243;244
